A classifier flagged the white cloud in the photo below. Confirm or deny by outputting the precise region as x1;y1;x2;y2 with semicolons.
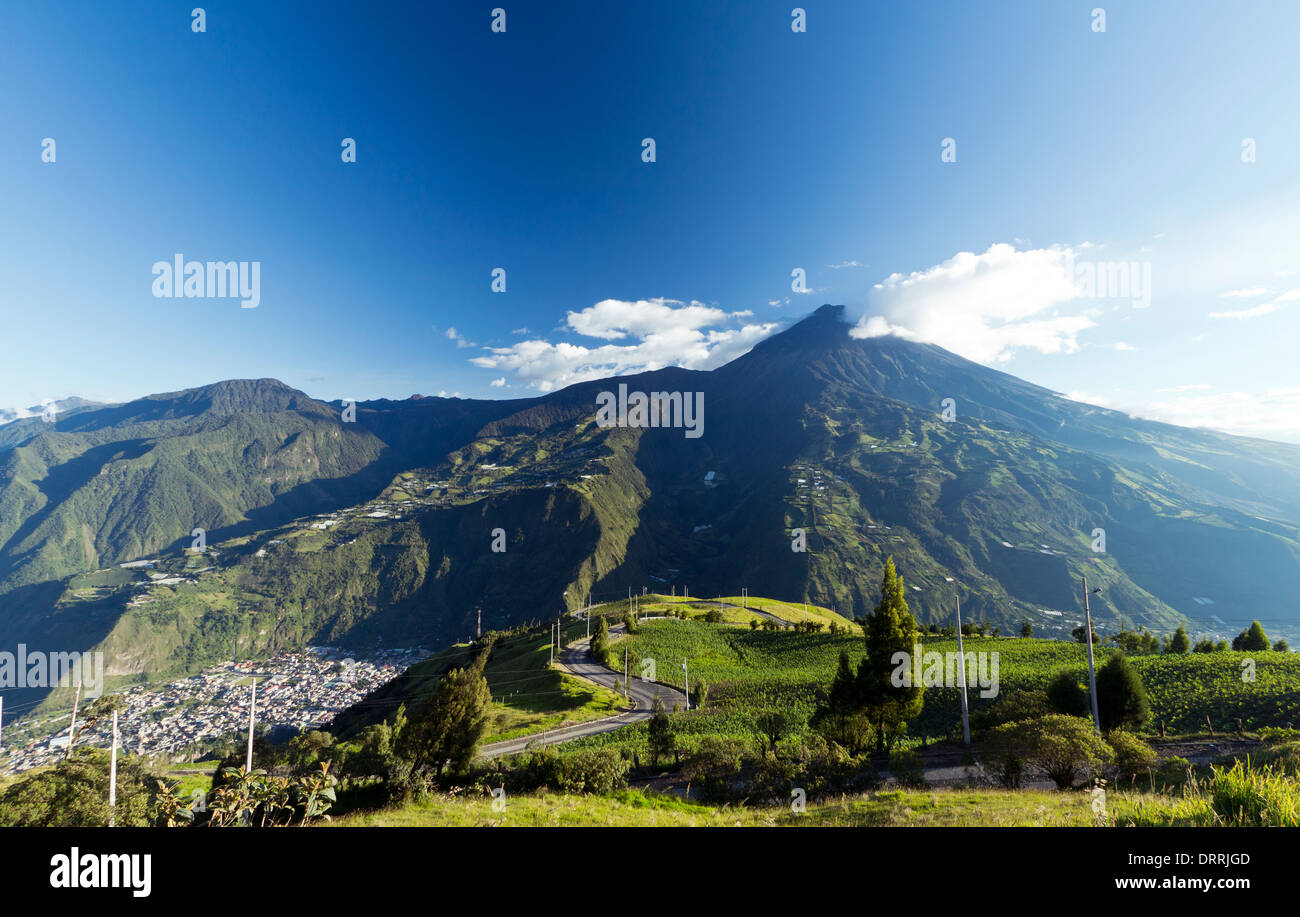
1063;391;1114;408
1156;383;1211;393
1275;289;1300;302
828;259;863;269
510;327;531;335
851;243;1095;363
470;297;780;391
445;327;475;348
1208;303;1280;320
437;390;464;398
1137;390;1300;443
1222;287;1270;298
565;298;735;341
1113;341;1136;351
489;377;506;388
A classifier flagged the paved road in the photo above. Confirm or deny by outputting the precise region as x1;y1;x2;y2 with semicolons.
478;625;688;760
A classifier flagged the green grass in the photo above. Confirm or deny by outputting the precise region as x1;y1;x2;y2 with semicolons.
328;786;1206;827
480;620;627;743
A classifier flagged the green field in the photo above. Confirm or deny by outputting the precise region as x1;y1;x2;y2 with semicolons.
558;616;1300;759
329;786;1211;827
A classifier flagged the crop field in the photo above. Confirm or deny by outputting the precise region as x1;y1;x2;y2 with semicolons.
564;617;1300;757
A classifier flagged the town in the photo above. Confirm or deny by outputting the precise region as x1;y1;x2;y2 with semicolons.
0;646;429;774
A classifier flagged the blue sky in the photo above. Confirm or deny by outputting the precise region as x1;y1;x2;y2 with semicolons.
3;1;1300;440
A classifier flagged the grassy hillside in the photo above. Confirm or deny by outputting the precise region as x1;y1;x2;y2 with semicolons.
331;616;626;743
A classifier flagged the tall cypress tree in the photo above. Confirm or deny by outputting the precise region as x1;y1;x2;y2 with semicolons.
858;556;924;751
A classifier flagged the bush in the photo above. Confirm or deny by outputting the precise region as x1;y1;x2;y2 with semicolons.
802;737;877;796
1106;730;1157;783
684;737;748;801
1046;671;1089;718
551;749;630;794
972;688;1051;731
1232;620;1271;652
982;722;1031;788
888;747;927;788
984;714;1112;790
0;749;159;827
1095;652;1149;732
749;751;798;803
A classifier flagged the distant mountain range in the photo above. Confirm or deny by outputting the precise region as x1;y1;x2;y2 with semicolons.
4;304;1299;699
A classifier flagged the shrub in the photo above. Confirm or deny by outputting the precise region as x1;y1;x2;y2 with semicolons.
973;688;1051;731
1106;730;1157;783
749;751;798;803
684;737;748;801
1095;652;1149;732
1232;620;1271;652
1046;671;1089;718
984;714;1112;790
982;721;1031;788
552;749;630;794
888;747;927;788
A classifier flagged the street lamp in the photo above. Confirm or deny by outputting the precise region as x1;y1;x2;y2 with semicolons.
1082;578;1102;734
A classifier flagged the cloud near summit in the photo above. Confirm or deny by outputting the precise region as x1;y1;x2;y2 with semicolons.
471;298;779;391
851;243;1097;363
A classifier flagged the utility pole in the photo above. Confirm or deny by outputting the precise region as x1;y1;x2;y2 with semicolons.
624;647;629;701
66;682;82;760
245;677;256;771
1082;576;1102;734
682;659;690;711
954;595;971;745
586;595;591;639
476;607;481;639
108;709;119;827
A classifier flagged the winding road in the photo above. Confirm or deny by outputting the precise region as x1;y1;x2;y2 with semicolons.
477;624;688;760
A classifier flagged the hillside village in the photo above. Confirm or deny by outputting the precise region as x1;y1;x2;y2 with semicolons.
0;645;429;775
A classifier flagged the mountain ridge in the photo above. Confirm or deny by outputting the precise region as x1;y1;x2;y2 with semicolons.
3;305;1299;703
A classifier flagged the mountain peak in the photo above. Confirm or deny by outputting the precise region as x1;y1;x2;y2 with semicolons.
811;303;847;320
148;378;313;415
